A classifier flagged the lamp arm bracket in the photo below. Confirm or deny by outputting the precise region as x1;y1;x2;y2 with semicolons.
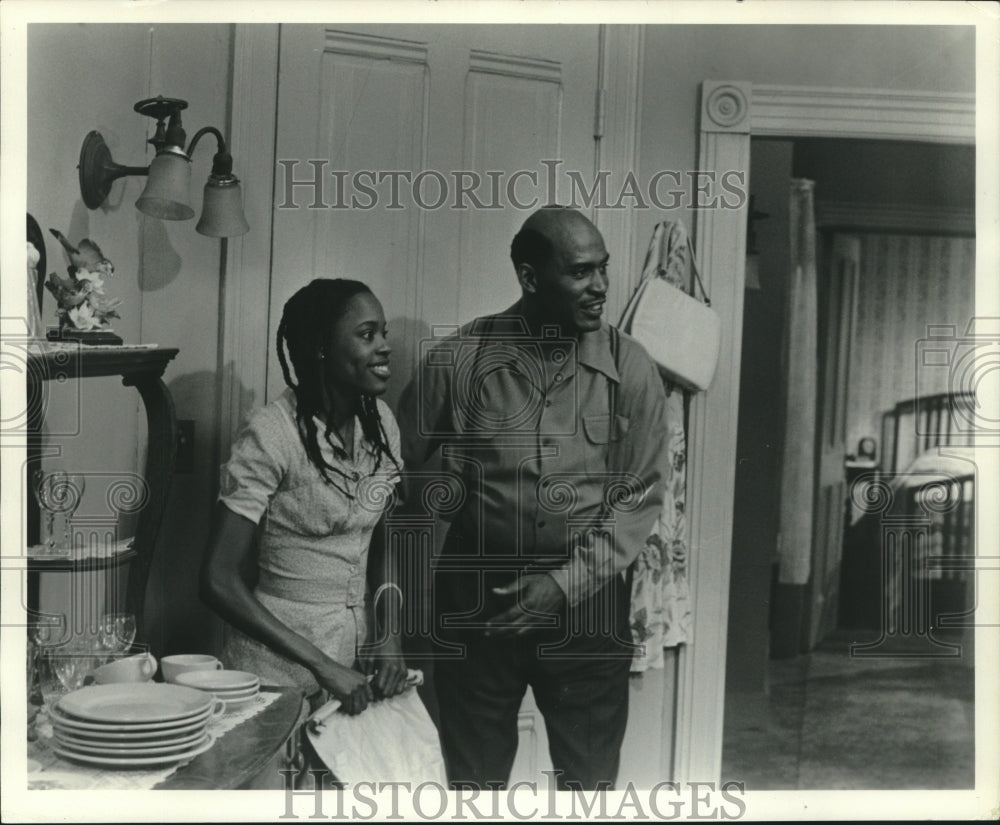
186;126;225;157
186;126;234;178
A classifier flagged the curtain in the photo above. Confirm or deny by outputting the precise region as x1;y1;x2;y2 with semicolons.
626;221;693;672
776;179;818;586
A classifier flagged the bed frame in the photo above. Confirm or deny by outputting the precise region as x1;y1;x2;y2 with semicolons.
880;390;977;475
879;390;976;622
840;391;976;635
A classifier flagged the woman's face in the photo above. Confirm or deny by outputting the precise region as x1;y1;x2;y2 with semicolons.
323;291;391;397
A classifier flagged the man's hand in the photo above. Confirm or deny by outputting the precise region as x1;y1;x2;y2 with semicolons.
361;633;409;698
484;573;566;637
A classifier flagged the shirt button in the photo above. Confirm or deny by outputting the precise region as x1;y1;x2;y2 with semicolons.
538;521;546;528
351;471;360;481
554;373;564;383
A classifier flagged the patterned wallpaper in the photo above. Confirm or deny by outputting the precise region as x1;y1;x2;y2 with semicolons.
846;233;975;460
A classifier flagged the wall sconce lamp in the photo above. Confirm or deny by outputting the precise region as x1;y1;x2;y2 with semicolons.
78;96;249;238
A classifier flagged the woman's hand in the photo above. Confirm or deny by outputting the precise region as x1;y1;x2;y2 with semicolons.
313;658;373;715
361;633;408;699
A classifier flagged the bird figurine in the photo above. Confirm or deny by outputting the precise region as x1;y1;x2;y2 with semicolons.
48;229;114;278
43;229;122;343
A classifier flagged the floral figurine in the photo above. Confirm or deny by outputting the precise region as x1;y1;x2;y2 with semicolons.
44;230;122;337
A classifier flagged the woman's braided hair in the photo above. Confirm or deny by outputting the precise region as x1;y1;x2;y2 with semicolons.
276;279;398;489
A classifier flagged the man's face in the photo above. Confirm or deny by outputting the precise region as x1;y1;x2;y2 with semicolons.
532;218;610;335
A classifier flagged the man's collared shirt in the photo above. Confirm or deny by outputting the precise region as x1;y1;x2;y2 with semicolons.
399;302;669;607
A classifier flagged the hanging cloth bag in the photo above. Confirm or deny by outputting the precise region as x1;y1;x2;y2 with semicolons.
619;221;721;392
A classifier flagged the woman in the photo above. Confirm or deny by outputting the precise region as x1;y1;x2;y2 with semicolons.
202;278;407;714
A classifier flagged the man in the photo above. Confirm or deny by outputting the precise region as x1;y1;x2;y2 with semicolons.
399;206;669;790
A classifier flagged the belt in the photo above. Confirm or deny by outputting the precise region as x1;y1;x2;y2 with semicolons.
257;568;367;607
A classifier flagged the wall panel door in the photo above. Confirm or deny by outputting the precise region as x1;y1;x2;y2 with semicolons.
269;24;600;408
805;233;859;648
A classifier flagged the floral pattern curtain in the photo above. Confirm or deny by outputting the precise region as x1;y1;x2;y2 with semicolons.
624;221;694;672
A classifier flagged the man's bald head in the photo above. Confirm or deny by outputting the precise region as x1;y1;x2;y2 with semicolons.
510;206;598;272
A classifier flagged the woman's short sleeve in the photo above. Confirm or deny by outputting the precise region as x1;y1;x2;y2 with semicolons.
218;404;290;525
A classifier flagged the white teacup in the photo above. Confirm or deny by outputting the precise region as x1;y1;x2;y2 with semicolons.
92;652;157;685
161;654;223;683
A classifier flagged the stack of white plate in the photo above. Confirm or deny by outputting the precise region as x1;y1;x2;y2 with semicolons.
173;670;260;711
49;683;218;768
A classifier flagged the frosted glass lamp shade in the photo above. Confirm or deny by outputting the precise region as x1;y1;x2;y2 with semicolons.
196;176;249;237
136;153;194;220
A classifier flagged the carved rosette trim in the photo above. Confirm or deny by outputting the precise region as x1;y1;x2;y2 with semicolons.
704;83;750;131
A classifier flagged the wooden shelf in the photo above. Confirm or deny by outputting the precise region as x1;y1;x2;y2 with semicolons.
26;343;180;654
27;342;178;383
23;547;138;573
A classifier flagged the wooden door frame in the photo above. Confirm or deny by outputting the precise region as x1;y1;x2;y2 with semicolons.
218;24;280;461
679;80;975;783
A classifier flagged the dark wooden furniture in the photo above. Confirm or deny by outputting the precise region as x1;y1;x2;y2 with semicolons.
27;686;307;790
26;344;179;651
155;687;307;790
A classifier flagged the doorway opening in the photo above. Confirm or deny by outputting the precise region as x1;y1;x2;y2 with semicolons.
720;136;976;789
